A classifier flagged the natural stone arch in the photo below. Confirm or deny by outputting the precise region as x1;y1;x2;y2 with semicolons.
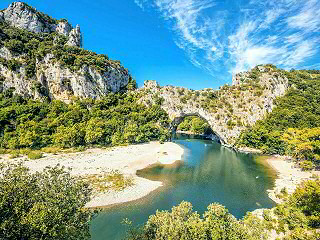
170;113;224;144
141;67;289;146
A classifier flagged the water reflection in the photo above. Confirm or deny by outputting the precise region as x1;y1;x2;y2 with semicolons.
90;138;276;240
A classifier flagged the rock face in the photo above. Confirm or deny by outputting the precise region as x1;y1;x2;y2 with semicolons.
55;21;72;36
0;2;130;101
0;53;130;102
0;11;4;22
140;66;289;146
67;25;82;48
1;2;81;47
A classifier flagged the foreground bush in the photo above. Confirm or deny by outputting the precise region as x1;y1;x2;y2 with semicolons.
126;180;320;240
0;163;94;240
126;201;268;240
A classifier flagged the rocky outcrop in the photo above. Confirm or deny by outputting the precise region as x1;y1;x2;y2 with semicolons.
0;2;130;101
55;21;72;36
0;11;4;22
1;2;81;47
0;53;130;102
140;66;289;146
67;25;82;48
3;2;52;33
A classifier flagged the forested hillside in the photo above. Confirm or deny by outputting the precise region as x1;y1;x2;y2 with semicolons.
0;2;171;155
238;70;320;169
0;91;170;151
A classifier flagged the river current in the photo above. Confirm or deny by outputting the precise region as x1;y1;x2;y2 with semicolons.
91;136;276;239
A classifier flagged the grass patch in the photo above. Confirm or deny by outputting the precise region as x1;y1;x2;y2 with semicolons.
27;151;43;160
41;146;62;154
0;149;8;154
9;151;20;159
84;170;134;192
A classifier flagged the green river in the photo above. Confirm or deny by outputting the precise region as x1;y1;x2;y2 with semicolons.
90;136;276;239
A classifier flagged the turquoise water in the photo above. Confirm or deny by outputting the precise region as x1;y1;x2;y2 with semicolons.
90;138;276;240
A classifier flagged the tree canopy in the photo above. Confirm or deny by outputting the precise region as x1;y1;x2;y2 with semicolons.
0;91;170;151
126;179;320;240
0;163;94;239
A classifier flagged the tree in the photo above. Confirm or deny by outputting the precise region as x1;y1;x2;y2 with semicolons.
288;180;320;228
126;201;260;240
0;163;94;240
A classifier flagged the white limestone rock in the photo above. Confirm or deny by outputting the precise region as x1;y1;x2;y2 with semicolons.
140;67;289;146
67;25;82;47
3;2;53;33
0;46;13;60
0;11;4;22
0;53;130;102
55;21;72;36
2;2;82;47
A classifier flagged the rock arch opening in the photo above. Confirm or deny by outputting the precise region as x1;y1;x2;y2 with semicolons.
171;113;222;143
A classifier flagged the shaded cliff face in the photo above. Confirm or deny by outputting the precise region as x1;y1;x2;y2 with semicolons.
140;65;289;145
0;2;130;101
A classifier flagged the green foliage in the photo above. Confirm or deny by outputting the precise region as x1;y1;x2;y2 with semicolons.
126;179;320;239
177;116;211;135
0;163;94;239
84;170;134;192
4;39;24;54
288;180;320;228
0;21;128;80
27;151;43;159
126;201;266;240
0;92;170;150
238;70;320;166
227;119;236;130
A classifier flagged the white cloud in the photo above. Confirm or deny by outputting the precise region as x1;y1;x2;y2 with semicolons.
284;41;317;67
134;0;320;78
259;8;284;29
266;35;278;44
286;0;320;31
285;33;303;44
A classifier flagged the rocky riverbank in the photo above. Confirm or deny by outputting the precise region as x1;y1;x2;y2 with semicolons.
264;155;318;204
0;142;184;208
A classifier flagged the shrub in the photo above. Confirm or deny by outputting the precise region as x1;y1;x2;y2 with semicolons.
0;163;94;239
299;160;314;171
27;151;43;160
4;39;25;54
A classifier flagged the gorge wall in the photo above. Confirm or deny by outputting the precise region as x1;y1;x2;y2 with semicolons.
140;65;289;146
0;2;130;102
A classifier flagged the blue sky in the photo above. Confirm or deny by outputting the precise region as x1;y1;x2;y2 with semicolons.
1;1;319;89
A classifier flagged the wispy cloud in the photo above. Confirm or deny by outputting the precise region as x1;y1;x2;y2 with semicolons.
135;0;320;78
134;0;148;10
287;0;320;31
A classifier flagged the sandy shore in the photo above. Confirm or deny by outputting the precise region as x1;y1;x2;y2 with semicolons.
265;155;318;204
1;142;184;208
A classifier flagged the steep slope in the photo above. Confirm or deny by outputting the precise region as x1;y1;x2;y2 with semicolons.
0;2;130;102
140;65;289;145
238;69;320;168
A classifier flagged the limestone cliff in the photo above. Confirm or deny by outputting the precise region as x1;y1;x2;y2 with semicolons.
0;2;130;101
140;65;289;146
1;2;81;47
